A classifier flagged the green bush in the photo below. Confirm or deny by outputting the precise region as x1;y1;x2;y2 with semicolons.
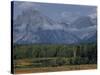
56;57;66;66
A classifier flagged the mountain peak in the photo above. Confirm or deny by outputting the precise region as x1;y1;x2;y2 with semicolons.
71;16;94;29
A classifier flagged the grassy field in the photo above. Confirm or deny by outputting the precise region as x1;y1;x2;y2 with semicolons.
14;64;97;74
13;58;97;74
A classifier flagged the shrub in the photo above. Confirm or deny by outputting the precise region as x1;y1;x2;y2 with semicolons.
56;57;66;66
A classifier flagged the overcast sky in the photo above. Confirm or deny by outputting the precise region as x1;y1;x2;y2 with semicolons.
13;1;97;22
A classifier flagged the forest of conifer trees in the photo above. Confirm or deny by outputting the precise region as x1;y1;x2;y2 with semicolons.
13;43;97;68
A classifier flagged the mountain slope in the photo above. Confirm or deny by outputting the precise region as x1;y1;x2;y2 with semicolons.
70;16;94;29
13;9;97;44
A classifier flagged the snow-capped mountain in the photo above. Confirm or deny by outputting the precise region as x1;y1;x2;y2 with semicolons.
13;8;97;44
13;8;57;43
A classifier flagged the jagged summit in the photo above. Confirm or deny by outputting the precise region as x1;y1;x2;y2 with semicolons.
13;8;97;44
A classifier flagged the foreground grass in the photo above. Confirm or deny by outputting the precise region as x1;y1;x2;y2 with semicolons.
14;64;97;74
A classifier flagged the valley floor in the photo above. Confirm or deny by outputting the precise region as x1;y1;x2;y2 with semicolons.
14;64;97;74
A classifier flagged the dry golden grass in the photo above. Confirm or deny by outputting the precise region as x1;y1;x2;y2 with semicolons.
14;64;97;74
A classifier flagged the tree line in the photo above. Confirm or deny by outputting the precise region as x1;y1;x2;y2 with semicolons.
13;43;97;65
